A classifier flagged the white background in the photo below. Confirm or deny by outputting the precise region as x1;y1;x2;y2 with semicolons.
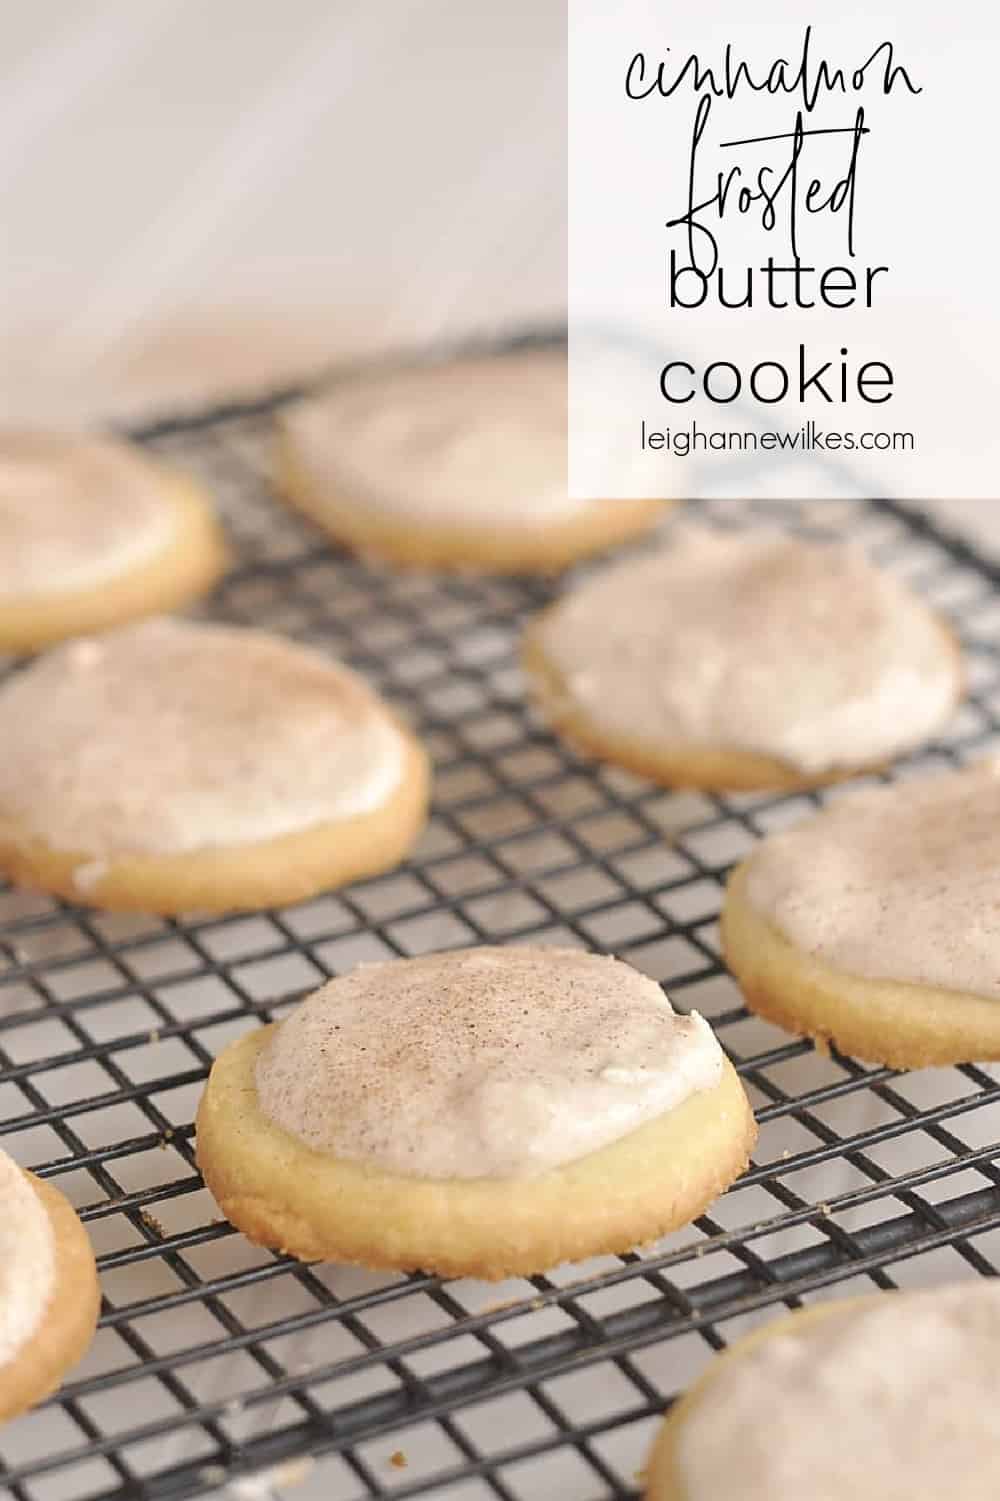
570;0;1000;502
0;0;563;423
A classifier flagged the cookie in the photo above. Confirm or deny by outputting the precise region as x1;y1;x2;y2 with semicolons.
276;350;672;573
196;946;756;1279
722;760;1000;1067
0;430;227;652
644;1280;1000;1500
0;1149;100;1423
523;528;961;791
0;617;430;914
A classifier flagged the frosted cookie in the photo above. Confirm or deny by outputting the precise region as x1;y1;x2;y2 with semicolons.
276;351;671;573
0;617;429;914
523;529;961;791
0;430;226;652
0;1149;99;1422
722;760;1000;1066
645;1280;1000;1500
196;946;755;1278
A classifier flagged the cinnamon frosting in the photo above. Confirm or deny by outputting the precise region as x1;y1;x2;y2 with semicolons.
0;1150;55;1368
0;430;176;598
532;529;958;772
744;760;1000;996
254;946;724;1179
676;1282;1000;1499
283;351;649;528
0;618;407;858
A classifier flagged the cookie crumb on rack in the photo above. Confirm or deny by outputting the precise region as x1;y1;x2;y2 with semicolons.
139;1209;165;1237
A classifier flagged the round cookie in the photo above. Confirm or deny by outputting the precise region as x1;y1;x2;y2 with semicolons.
722;760;1000;1067
196;947;756;1278
0;1149;100;1423
276;350;672;573
523;528;961;791
0;617;430;914
0;430;227;652
644;1280;1000;1500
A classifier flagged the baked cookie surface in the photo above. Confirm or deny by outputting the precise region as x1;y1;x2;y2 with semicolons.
723;761;1000;1066
196;947;756;1278
277;351;671;572
0;430;226;651
524;528;961;791
645;1281;1000;1500
0;617;430;913
0;1150;99;1423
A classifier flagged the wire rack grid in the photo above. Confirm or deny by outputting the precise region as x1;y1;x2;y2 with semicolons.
2;398;1000;1501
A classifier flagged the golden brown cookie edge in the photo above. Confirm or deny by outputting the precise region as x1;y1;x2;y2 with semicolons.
722;860;1000;1067
643;1298;873;1500
521;597;963;794
0;1171;100;1424
195;1024;756;1280
275;422;671;574
0;469;228;653
0;722;430;915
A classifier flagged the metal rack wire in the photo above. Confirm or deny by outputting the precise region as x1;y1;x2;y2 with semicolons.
2;392;1000;1501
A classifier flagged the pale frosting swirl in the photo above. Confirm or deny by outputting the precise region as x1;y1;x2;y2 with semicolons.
677;1282;1000;1500
284;351;616;528
255;946;724;1179
0;430;176;598
0;618;407;857
744;760;1000;995
533;529;958;773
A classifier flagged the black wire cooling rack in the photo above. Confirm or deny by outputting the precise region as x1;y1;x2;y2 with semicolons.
2;395;1000;1501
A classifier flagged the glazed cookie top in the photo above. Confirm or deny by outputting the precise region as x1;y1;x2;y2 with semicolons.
255;946;724;1179
675;1282;1000;1500
532;529;958;773
0;431;176;599
0;1151;55;1368
284;351;636;528
0;618;408;859
744;760;1000;996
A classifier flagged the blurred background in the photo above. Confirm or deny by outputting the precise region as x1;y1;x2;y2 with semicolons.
3;2;988;538
2;1;562;422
